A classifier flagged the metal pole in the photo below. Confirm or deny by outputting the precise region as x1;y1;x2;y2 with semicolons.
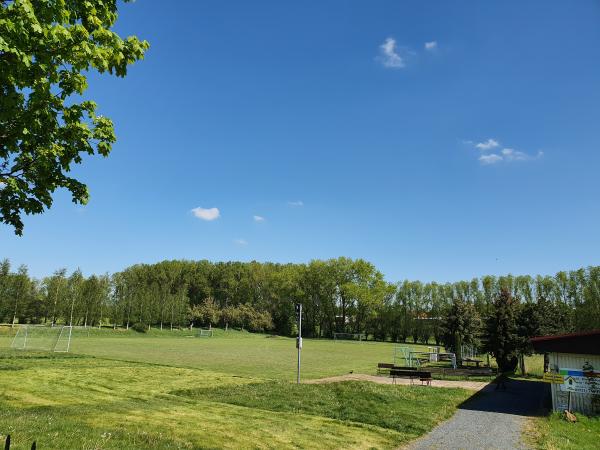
297;303;302;384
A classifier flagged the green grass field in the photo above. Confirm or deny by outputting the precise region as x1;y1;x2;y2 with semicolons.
2;326;433;380
527;413;600;450
0;328;474;449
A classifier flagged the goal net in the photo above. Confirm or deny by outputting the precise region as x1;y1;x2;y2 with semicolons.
333;332;366;342
197;328;213;338
394;346;411;366
11;325;72;352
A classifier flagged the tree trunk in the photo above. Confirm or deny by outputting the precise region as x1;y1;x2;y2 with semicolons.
12;295;19;327
455;333;463;364
341;296;346;332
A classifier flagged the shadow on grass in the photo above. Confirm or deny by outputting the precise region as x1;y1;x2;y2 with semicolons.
457;379;549;417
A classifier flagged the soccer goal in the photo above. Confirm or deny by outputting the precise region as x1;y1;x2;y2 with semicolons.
333;332;366;343
394;346;412;366
11;325;72;352
197;328;213;338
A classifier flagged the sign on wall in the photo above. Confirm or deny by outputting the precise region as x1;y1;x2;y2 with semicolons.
543;372;564;384
559;363;600;395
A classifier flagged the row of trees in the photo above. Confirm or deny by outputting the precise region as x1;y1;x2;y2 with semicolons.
1;258;599;344
0;260;111;328
441;290;572;373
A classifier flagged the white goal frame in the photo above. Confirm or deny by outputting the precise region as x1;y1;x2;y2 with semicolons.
54;325;73;352
197;328;213;338
10;325;72;352
333;332;366;343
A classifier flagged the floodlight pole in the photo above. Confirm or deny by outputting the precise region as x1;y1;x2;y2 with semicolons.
296;303;302;384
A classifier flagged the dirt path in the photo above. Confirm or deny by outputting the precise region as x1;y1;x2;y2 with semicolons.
304;373;488;391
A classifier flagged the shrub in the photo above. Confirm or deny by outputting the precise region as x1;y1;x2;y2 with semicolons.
131;322;147;333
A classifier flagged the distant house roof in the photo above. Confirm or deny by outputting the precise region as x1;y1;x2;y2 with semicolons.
530;330;600;355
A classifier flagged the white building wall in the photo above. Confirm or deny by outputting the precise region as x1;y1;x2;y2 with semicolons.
549;352;600;416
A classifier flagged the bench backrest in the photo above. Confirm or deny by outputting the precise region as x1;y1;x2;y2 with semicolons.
390;369;432;378
378;363;395;369
390;369;417;377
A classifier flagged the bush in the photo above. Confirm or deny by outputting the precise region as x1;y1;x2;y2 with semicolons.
131;322;147;333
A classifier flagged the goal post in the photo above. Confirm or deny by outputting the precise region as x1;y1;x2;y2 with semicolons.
10;325;72;352
333;332;366;343
197;328;213;338
54;326;73;352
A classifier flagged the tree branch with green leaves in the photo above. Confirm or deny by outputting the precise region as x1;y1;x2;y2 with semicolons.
0;0;149;234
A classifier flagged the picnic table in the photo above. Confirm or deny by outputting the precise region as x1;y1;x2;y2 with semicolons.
462;357;483;368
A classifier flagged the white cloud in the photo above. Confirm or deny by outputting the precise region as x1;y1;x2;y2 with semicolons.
476;148;543;165
479;154;503;165
424;41;437;51
378;37;405;68
234;238;248;246
502;148;544;162
475;138;500;151
468;138;543;165
191;206;220;221
501;148;527;161
253;215;265;222
287;200;304;207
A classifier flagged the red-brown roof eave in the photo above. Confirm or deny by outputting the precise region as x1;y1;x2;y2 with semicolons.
530;330;600;356
530;329;600;342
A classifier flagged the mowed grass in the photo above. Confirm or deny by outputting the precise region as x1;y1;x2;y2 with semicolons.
0;327;432;381
0;329;473;449
174;381;469;436
527;413;600;450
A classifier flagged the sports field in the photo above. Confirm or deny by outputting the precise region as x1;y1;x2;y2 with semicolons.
0;328;474;449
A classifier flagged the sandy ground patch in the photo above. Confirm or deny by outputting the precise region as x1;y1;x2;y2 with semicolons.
305;373;488;391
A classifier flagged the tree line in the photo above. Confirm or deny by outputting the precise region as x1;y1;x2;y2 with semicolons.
1;258;598;354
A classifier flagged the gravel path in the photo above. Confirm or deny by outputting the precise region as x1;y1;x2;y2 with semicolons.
406;379;548;450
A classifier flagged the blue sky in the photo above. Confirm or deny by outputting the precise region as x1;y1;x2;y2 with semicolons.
2;0;600;282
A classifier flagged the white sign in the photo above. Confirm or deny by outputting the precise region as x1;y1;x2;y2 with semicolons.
560;367;600;395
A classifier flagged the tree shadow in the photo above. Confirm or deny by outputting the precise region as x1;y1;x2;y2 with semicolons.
458;379;550;417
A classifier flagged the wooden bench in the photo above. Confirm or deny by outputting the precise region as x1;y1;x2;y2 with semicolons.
377;363;418;375
419;371;433;386
377;362;395;374
390;369;432;386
